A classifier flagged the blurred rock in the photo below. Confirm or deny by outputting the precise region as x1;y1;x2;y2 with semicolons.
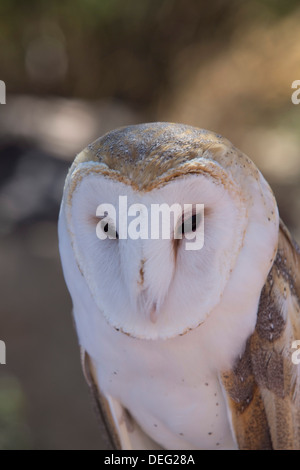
0;144;68;235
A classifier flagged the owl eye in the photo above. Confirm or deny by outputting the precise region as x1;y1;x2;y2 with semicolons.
99;216;119;239
178;212;201;236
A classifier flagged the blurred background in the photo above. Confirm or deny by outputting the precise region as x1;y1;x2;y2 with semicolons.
0;0;300;449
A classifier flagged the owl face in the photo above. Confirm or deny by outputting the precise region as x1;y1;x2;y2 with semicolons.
59;123;279;340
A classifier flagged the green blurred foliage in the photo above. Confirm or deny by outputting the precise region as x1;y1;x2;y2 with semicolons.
254;0;300;17
1;0;298;111
0;0;239;109
0;376;31;449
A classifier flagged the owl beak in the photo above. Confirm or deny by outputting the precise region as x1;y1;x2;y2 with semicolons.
136;288;159;324
150;302;158;324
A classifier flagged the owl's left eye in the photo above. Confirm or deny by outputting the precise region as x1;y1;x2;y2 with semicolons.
177;212;201;236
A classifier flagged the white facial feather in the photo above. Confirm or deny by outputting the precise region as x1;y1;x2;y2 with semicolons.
64;165;249;339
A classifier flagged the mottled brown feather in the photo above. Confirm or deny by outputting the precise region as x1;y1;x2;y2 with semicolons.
222;220;300;449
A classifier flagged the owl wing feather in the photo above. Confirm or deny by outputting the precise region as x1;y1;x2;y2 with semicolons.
80;348;162;450
80;348;121;449
221;220;300;449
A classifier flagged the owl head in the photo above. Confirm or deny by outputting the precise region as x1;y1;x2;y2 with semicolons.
59;123;279;341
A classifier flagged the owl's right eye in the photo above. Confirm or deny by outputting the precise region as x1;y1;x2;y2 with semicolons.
95;211;119;240
100;219;119;239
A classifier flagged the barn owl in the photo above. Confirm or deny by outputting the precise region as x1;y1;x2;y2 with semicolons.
58;122;300;450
